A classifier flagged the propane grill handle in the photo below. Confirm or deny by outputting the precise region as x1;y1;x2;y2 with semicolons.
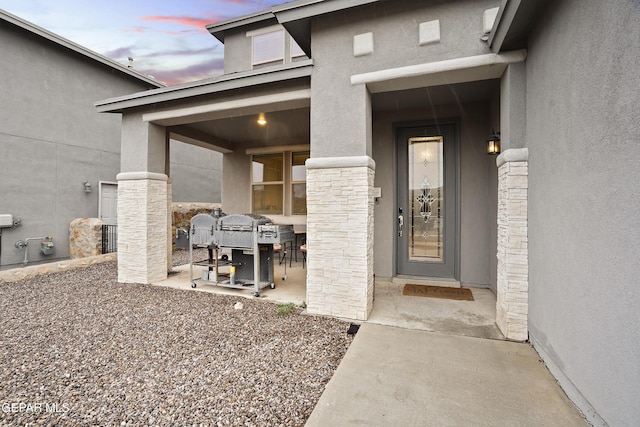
398;208;404;237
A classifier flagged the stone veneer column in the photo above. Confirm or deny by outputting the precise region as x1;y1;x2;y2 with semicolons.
496;148;529;341
305;156;375;320
117;172;169;284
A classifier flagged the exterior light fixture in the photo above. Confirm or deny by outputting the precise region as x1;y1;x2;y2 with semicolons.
83;181;92;193
486;129;501;155
257;114;267;126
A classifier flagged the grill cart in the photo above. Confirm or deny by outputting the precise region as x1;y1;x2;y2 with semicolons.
188;213;294;297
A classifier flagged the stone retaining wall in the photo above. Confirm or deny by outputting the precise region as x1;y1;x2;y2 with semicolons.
69;218;105;259
171;202;221;251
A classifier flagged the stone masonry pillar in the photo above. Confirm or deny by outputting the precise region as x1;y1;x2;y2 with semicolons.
117;114;169;284
496;148;529;341
116;172;168;284
305;156;375;320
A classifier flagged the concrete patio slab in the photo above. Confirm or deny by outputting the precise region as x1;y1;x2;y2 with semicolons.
306;323;587;426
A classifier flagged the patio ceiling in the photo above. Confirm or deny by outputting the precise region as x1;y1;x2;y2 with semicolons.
372;79;500;112
170;107;310;150
167;79;498;153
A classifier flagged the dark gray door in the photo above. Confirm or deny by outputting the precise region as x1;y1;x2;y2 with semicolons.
397;124;457;278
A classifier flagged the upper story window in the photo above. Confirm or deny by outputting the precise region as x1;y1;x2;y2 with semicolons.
247;25;307;69
252;28;285;66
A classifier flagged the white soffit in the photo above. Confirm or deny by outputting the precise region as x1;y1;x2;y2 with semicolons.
350;50;527;93
142;89;311;126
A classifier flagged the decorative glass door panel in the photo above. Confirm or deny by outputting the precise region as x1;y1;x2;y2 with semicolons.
408;137;444;262
397;125;457;278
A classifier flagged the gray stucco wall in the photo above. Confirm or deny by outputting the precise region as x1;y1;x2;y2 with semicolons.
170;140;222;203
372;101;497;286
310;0;499;158
0;21;221;268
222;27;255;74
525;1;640;425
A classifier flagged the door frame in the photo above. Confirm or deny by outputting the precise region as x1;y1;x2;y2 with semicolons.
393;120;460;279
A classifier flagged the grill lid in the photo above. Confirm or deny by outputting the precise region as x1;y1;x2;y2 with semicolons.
217;214;271;231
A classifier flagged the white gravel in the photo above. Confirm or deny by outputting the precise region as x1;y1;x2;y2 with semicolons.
0;259;353;426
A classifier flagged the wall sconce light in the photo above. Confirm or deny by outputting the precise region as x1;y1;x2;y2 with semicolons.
486;129;501;155
83;181;92;193
257;113;267;126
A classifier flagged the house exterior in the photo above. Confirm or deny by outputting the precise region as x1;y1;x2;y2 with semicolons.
0;10;222;269
96;1;639;425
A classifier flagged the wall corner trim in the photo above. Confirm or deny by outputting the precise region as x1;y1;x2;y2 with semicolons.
306;156;376;171
496;148;528;168
117;172;169;181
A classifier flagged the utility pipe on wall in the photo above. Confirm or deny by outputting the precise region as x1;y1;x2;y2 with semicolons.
15;236;54;265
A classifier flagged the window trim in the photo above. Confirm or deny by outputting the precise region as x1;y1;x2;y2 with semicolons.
291;151;309;215
248;25;285;67
251;153;285;215
250;149;309;216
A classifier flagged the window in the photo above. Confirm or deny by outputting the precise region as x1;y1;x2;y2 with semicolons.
251;150;309;216
292;152;309;214
248;25;308;69
250;28;285;66
252;153;284;215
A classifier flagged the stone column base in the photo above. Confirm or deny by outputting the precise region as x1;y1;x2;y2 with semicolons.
496;148;529;341
305;156;375;321
117;172;169;284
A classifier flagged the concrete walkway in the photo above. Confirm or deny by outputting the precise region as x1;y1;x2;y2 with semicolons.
154;261;587;426
306;323;587;426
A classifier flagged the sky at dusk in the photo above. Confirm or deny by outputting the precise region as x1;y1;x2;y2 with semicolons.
0;0;290;85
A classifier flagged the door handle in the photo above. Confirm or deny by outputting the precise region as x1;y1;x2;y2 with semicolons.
398;209;404;237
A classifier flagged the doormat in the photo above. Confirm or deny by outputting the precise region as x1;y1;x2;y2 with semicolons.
402;284;474;301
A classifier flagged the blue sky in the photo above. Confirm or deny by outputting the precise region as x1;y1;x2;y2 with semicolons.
0;0;290;85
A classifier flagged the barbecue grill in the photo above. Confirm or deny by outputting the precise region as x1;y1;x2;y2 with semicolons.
188;212;294;296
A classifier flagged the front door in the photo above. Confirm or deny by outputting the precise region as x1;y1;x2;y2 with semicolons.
397;124;457;278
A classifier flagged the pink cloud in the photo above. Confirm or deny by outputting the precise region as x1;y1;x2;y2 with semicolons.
137;58;225;86
140;15;224;32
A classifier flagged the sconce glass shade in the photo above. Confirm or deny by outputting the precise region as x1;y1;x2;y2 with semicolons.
83;182;92;193
257;114;267;126
486;130;501;155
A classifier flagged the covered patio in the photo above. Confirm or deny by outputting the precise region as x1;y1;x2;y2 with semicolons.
155;250;502;340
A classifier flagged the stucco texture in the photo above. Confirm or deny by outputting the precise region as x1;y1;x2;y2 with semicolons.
526;1;640;425
0;19;221;268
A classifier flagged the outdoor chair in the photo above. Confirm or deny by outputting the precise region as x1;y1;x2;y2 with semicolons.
273;243;286;265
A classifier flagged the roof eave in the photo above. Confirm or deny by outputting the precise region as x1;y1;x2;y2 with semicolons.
206;10;277;43
273;0;383;58
489;0;551;52
95;60;313;113
0;9;164;88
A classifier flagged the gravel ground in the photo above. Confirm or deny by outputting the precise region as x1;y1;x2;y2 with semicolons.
172;248;207;268
0;259;353;426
